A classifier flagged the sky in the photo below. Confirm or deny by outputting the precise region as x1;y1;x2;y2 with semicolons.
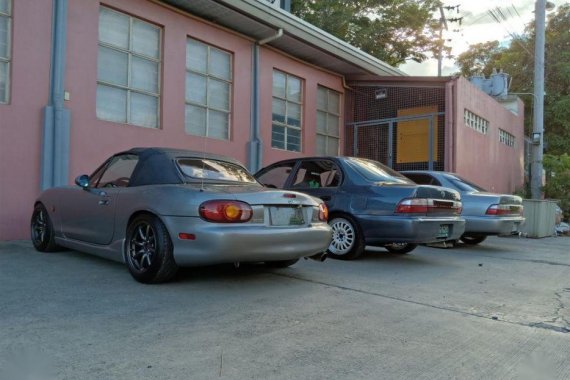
400;0;568;76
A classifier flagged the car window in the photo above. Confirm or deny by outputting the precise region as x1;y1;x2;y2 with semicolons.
292;160;341;189
404;173;442;186
177;158;257;183
256;163;295;188
445;174;487;192
346;158;412;184
96;154;139;188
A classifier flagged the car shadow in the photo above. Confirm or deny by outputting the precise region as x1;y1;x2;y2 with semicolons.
355;247;444;266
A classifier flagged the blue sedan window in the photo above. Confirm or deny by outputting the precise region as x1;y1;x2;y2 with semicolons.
347;158;412;184
177;158;257;183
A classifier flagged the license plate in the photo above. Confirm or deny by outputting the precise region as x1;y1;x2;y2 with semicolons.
270;207;305;226
437;224;450;238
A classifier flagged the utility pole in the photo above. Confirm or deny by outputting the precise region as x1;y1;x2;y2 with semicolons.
437;6;448;77
531;0;546;199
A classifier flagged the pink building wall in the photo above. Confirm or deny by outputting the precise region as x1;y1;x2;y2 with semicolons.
0;0;53;240
0;0;345;240
452;76;525;193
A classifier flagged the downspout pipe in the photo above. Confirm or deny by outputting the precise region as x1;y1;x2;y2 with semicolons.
41;0;71;190
248;28;283;173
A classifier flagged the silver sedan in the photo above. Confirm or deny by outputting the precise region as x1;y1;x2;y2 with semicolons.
401;170;524;245
31;148;332;283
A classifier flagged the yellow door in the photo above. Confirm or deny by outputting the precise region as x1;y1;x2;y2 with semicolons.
396;106;438;164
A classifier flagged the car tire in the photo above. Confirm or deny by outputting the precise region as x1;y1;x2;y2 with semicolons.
327;215;365;260
264;259;299;268
30;203;61;252
460;234;487;245
384;243;418;254
125;214;178;284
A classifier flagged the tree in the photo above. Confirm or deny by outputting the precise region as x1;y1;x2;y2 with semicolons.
543;154;570;219
455;5;570;215
454;5;570;152
291;0;447;67
455;41;504;78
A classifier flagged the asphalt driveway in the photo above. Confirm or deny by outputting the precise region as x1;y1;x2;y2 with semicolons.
1;236;569;379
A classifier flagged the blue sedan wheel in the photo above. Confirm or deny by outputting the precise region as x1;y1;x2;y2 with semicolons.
385;243;417;254
328;216;365;260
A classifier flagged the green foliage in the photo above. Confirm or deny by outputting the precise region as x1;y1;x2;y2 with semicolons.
454;5;570;152
290;0;446;67
455;41;504;78
543;154;570;218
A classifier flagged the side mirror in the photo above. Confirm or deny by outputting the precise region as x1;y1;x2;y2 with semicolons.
75;174;90;189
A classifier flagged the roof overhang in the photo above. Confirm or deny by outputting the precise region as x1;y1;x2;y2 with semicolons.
159;0;406;77
347;75;453;88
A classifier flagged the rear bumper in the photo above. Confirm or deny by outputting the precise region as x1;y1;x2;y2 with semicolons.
464;216;525;235
162;216;332;266
354;214;465;244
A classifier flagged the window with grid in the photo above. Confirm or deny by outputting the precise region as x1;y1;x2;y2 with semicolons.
499;129;515;147
96;7;161;128
272;70;303;152
0;0;11;104
316;86;340;155
464;109;488;135
185;38;232;140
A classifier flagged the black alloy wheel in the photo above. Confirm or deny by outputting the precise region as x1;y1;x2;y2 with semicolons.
126;214;178;283
31;204;60;252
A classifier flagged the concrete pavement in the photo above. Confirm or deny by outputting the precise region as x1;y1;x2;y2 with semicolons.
1;236;569;379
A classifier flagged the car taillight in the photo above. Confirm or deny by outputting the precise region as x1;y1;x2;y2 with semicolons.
318;203;329;222
395;198;462;215
486;204;521;216
199;200;253;223
395;199;429;213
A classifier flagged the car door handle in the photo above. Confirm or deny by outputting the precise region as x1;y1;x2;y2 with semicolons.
98;199;110;206
320;195;332;201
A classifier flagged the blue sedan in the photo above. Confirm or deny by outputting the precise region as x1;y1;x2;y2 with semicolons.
255;157;465;259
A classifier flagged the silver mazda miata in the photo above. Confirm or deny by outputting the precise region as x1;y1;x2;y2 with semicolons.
31;148;332;283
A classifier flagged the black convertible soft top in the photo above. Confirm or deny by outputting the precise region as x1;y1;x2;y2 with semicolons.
117;147;247;187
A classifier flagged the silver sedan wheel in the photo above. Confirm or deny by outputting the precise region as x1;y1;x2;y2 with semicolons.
329;217;356;256
127;222;156;272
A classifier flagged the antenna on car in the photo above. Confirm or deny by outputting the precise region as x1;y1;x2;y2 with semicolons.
200;134;207;192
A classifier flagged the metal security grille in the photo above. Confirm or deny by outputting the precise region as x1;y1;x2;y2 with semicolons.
347;85;447;171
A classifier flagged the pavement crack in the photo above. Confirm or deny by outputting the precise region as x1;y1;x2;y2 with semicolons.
544;291;570;327
470;255;570;267
528;322;570;334
271;272;570;334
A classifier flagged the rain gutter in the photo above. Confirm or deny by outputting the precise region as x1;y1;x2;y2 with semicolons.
41;0;70;190
248;28;283;173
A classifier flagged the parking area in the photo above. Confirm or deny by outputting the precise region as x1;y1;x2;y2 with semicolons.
1;236;569;379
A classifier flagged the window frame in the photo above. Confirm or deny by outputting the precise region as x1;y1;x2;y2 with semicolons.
0;0;12;104
184;37;233;140
271;70;304;152
96;6;162;128
464;109;489;135
316;85;341;156
93;154;139;188
499;128;515;147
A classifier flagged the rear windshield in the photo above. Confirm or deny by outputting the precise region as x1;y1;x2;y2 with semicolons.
445;174;487;192
346;158;413;184
176;158;257;183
